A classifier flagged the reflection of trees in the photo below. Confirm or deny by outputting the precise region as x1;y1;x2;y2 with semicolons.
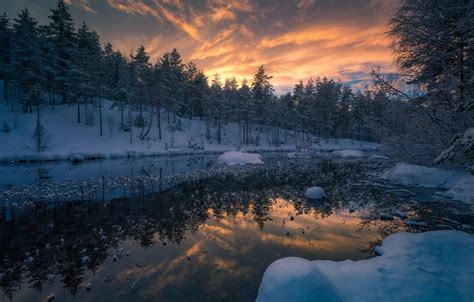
0;160;378;300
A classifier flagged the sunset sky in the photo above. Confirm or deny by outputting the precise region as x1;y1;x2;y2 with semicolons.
1;0;400;92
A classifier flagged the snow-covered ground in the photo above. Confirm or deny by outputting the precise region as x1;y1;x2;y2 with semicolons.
257;230;474;302
382;163;473;204
311;138;380;151
0;101;379;163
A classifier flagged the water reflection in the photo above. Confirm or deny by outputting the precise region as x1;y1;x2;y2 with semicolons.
0;160;471;301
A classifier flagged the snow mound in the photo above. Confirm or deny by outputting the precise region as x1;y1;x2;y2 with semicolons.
382;163;460;189
257;231;474;302
305;187;326;200
287;152;311;159
443;175;474;204
332;150;364;158
217;151;263;166
257;257;342;302
368;155;390;161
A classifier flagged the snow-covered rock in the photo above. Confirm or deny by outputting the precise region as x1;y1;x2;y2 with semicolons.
305;187;326;200
383;163;474;205
70;155;85;163
443;175;474;204
332;150;364;158
217;151;263;166
393;210;407;218
379;213;394;220
382;163;460;189
257;231;474;302
287;152;310;159
368;155;390;161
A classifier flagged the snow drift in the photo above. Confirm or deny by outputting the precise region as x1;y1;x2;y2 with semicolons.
382;163;473;204
217;151;263;166
382;163;461;189
332;150;364;158
257;230;474;302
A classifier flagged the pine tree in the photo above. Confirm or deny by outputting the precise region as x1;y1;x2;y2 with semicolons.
157;48;185;122
223;77;238;123
130;45;152;135
48;0;76;103
11;8;44;112
183;62;207;120
238;79;253;144
251;65;274;125
38;24;58;108
0;12;12;103
205;74;224;144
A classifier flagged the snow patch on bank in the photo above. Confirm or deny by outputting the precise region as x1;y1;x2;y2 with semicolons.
443;175;474;204
382;163;461;189
257;230;474;302
217;151;263;166
311;138;380;151
382;163;473;204
332;150;364;158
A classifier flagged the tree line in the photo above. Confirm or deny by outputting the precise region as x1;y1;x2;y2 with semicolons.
0;1;387;148
0;0;471;167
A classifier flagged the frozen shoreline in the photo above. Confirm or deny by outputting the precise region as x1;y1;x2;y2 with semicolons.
257;230;474;302
0;146;297;164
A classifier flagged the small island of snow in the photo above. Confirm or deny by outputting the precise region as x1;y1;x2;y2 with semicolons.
217;151;264;166
332;150;364;158
305;187;326;199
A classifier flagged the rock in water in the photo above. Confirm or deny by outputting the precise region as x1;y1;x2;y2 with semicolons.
70;155;85;163
305;187;326;200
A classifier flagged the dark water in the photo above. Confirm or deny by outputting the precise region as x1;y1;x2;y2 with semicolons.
1;157;472;302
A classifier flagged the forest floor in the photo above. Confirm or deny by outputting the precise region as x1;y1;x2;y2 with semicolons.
0;100;380;163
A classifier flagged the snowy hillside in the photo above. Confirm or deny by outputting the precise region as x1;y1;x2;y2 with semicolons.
0;100;381;163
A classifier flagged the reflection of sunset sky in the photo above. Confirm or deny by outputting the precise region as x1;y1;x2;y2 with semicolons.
107;198;380;300
1;0;399;92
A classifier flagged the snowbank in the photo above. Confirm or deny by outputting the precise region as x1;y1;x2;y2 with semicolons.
312;138;380;151
443;175;474;204
368;155;390;161
217;151;263;166
305;187;326;199
257;230;474;302
287;152;311;159
382;163;461;189
332;150;364;158
382;163;474;204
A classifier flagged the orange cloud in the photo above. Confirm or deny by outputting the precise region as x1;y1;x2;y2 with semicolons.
105;0;397;91
211;7;237;22
107;0;200;39
65;0;96;13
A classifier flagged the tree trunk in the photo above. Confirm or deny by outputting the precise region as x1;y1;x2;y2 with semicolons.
77;101;81;124
120;101;124;129
99;97;103;136
218;120;221;144
4;79;9;104
157;101;162;140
